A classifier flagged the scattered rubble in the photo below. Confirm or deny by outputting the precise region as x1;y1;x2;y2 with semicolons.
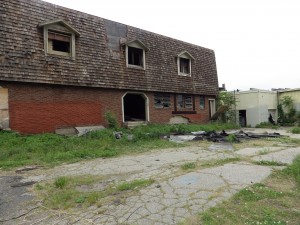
169;130;283;143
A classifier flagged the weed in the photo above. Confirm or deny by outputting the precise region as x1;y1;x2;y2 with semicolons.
0;123;239;170
255;161;288;167
226;134;238;143
280;155;300;186
258;149;270;155
75;195;86;204
35;176;155;210
181;162;196;170
182;154;300;225
291;127;300;134
116;179;154;191
201;157;241;168
255;122;279;129
54;177;68;189
104;111;119;129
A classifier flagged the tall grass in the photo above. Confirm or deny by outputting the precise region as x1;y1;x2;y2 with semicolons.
0;123;237;169
192;155;300;225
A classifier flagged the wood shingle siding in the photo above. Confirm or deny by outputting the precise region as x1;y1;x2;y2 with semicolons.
0;0;219;96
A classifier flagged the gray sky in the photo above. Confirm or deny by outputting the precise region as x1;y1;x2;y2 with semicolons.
43;0;300;91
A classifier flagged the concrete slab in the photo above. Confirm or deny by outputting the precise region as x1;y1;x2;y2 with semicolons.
235;147;284;156
169;135;196;143
252;147;300;164
208;143;234;151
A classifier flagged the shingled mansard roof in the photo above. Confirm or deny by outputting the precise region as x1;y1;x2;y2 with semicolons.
0;0;219;95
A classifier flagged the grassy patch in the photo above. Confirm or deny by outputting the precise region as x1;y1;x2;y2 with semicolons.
258;149;270;155
35;176;154;210
291;127;300;134
0;123;238;170
255;160;288;166
226;134;239;143
181;162;196;170
255;122;279;129
116;179;154;191
182;155;300;225
201;157;241;168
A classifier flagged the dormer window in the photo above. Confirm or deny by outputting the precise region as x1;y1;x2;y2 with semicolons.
48;31;71;56
179;58;190;74
124;39;149;70
128;46;143;67
177;51;195;76
38;19;80;59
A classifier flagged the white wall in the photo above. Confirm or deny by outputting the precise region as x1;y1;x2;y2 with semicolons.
279;89;300;111
234;90;277;127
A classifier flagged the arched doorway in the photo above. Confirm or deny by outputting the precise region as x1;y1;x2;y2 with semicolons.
123;93;148;122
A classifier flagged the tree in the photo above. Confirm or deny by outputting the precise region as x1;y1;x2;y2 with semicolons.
278;96;296;125
216;91;237;123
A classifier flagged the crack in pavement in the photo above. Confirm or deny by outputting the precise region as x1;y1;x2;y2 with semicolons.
1;133;300;225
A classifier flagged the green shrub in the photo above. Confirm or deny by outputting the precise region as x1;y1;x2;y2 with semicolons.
226;134;238;143
104;111;119;129
291;127;300;134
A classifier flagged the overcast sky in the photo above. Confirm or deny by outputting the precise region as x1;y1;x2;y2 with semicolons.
43;0;300;91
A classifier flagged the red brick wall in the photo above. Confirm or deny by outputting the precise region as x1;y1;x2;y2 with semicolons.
3;82;214;134
5;82;124;134
148;93;212;124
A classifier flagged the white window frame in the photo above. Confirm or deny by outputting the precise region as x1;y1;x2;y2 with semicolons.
124;39;149;70
38;20;80;60
44;27;75;59
177;51;195;77
47;31;73;57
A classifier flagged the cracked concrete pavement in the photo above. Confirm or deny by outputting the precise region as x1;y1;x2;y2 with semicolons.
1;128;300;225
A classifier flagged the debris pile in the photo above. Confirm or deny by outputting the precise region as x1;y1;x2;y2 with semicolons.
169;130;282;143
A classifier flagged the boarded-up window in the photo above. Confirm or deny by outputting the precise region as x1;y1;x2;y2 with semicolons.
154;94;171;108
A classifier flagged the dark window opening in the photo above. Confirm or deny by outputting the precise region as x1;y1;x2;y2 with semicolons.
52;40;70;52
124;94;146;121
239;110;247;127
48;32;71;54
179;58;190;74
200;96;205;109
154;94;171;108
177;94;193;110
128;46;143;67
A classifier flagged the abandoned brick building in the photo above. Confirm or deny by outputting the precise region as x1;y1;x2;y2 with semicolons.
0;0;219;134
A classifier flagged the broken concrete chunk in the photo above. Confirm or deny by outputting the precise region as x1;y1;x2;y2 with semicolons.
75;126;105;136
55;127;77;136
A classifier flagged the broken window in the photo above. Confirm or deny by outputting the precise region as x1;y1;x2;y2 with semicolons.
200;95;205;109
154;94;171;108
48;32;71;56
124;39;148;70
177;94;193;110
128;46;143;67
179;58;190;74
177;51;194;76
38;20;80;59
